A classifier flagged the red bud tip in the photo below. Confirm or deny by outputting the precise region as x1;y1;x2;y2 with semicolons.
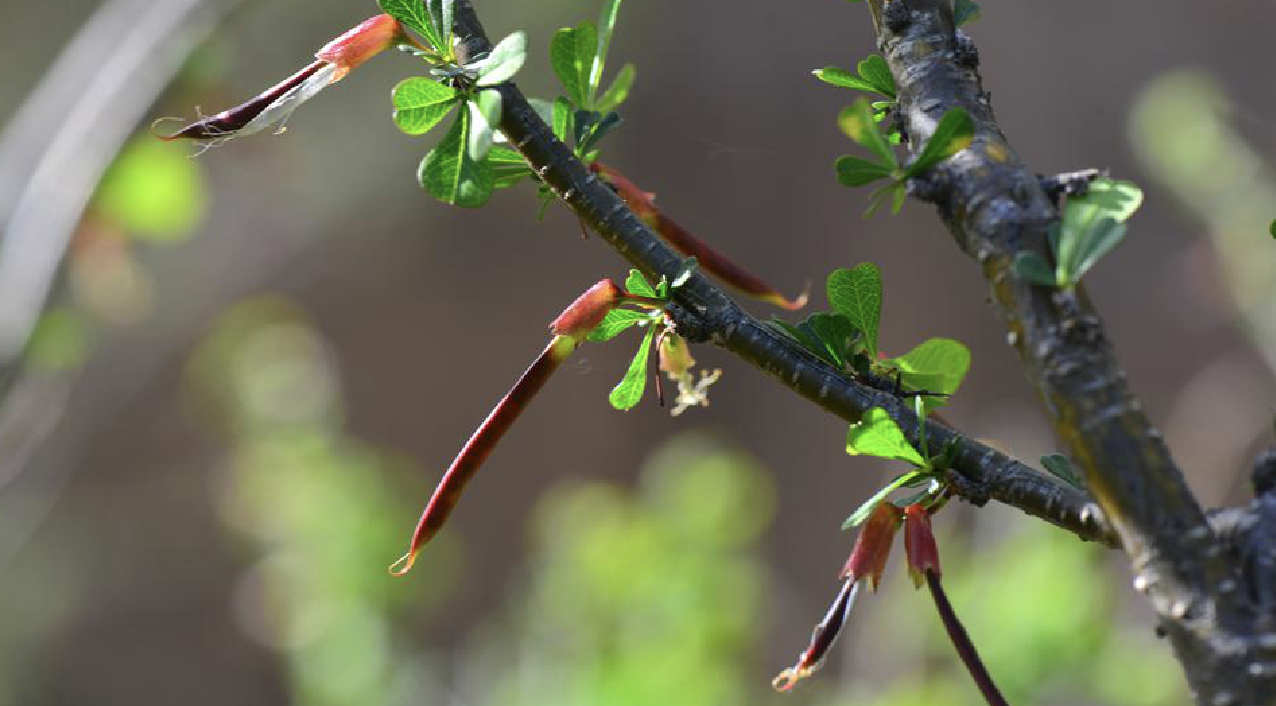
316;14;404;82
904;504;941;588
771;578;860;692
840;503;902;591
549;279;623;341
592;162;805;310
388;550;417;577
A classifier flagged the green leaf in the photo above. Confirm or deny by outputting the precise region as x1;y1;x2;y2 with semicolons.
392;78;459;135
1067;218;1128;285
1056;179;1142;286
771;319;831;362
1270;219;1275;239
891;338;971;397
609;325;655;410
473;31;527;86
827;263;883;357
1012;251;1058;287
419;109;494;208
904;107;974;178
805;313;860;367
552;97;573;142
379;0;442;52
954;0;982;27
813;67;880;93
467;91;503;160
838;99;897;169
846;408;926;466
836;155;893;187
842;470;922;529
487;145;526;165
588;309;648;342
551;23;597;107
1041;454;1083;489
589;0;625;105
624;269;657;297
857;55;896;98
595;63;636;113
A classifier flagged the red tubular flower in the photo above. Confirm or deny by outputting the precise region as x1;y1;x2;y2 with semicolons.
903;504;941;588
590;162;808;310
840;503;902;592
160;15;405;143
390;281;623;576
772;578;860;692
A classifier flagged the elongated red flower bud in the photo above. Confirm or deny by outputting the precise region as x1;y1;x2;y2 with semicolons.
160;15;404;143
903;504;941;588
840;503;902;592
591;163;808;310
549;279;623;341
389;335;578;576
772;578;860;692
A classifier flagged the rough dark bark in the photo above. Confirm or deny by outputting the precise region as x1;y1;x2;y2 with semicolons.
454;0;1276;702
451;0;1113;548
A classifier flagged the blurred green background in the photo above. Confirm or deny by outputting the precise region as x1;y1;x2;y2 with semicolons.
2;0;1274;704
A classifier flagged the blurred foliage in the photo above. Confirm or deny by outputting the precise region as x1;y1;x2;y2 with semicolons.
93;137;207;243
464;433;775;706
187;296;459;706
23;305;94;372
1129;70;1276;371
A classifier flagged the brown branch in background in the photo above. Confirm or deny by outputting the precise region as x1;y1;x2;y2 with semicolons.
448;0;1116;549
591;162;808;310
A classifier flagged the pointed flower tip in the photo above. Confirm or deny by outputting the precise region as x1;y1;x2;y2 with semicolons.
388;550;418;577
904;504;941;588
549;279;623;341
771;666;811;693
840;502;902;591
764;286;810;311
315;14;404;78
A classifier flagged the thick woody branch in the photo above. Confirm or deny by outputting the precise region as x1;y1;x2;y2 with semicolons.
863;0;1273;700
450;1;1113;546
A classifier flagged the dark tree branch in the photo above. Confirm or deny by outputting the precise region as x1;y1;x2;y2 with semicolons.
861;0;1276;701
449;1;1114;547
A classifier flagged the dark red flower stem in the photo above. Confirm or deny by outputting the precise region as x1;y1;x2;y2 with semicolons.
158;60;327;141
925;569;1010;706
390;336;577;575
591;163;807;310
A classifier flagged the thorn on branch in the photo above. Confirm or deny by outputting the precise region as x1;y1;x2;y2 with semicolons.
883;1;913;33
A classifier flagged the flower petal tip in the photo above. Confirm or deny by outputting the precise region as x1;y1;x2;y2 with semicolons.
388;550;418;577
771;667;809;693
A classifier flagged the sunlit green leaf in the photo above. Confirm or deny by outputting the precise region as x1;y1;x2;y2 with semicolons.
419;109;493;208
857;55;896;98
589;0;626;105
891;338;971;397
552;96;573;142
596;63;636;113
379;0;442;52
468;91;503;160
588;309;648;342
846;407;926;466
813;67;879;93
827;263;882;357
609;325;655;410
551;23;597;107
838;99;897;169
1068;218;1128;285
391;78;459;135
473;31;527;86
624;269;657;297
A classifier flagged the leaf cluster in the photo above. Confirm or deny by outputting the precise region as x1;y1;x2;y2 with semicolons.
1013;179;1144;289
835;99;974;216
